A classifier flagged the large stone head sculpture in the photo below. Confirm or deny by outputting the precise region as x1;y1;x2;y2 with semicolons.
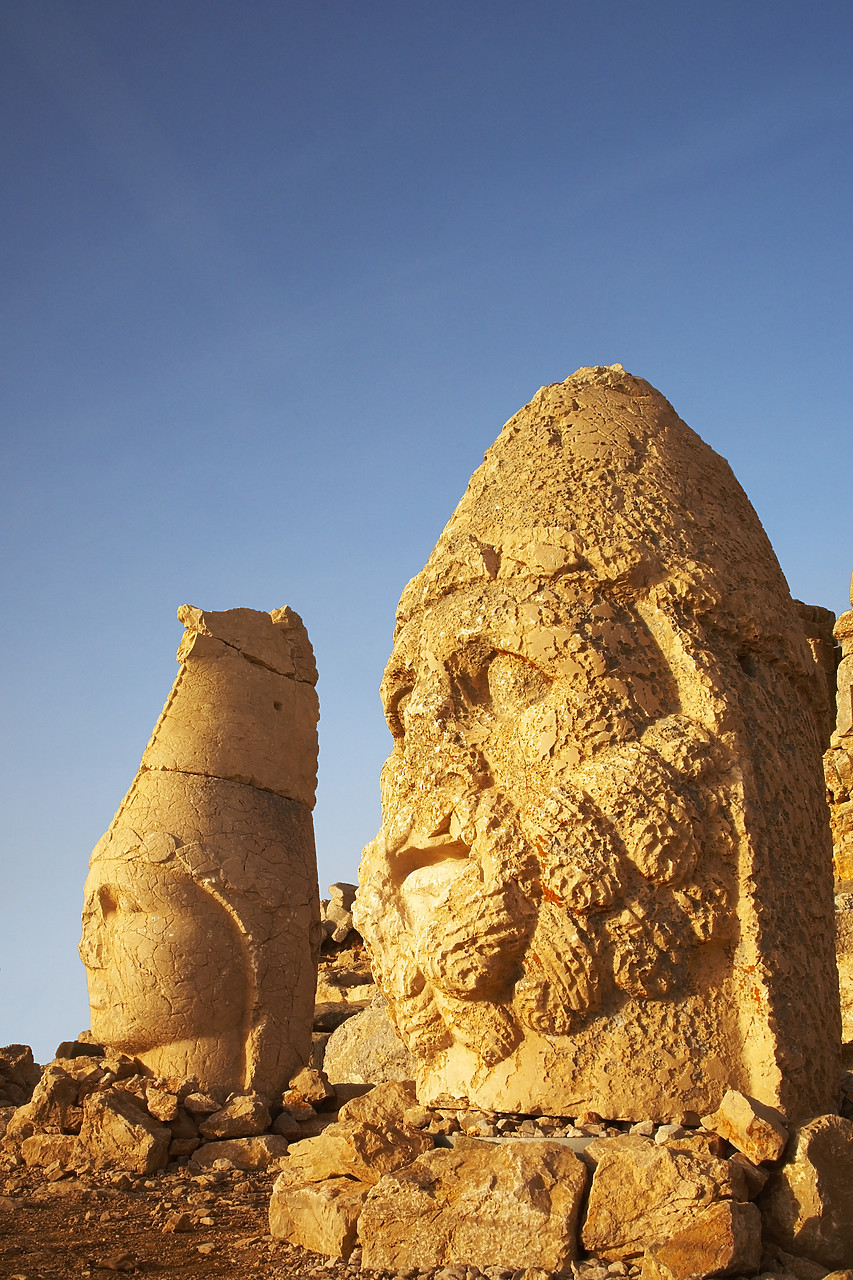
354;365;839;1121
80;605;321;1096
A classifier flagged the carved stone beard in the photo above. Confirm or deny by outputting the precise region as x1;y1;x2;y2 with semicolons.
370;724;735;1072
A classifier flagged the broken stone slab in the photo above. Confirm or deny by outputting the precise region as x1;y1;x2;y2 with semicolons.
763;1246;832;1280
702;1089;789;1163
355;363;840;1123
322;992;417;1085
313;1001;371;1035
358;1137;588;1273
80;604;321;1099
197;1093;271;1139
581;1133;749;1260
20;1132;82;1169
0;1045;42;1107
269;1171;370;1258
6;1062;87;1138
191;1134;289;1170
640;1200;763;1280
760;1114;853;1269
78;1088;170;1175
287;1067;335;1109
321;883;359;944
284;1080;431;1184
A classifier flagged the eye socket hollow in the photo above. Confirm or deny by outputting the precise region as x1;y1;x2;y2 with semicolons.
487;650;552;711
98;886;118;919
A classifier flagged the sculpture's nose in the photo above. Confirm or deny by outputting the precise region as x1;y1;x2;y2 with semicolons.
79;916;105;969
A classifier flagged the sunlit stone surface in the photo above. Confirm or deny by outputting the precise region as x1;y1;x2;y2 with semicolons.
354;364;839;1121
81;605;321;1096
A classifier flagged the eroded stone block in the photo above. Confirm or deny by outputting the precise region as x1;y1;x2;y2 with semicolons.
760;1114;853;1269
641;1199;762;1280
269;1172;369;1258
358;1138;588;1273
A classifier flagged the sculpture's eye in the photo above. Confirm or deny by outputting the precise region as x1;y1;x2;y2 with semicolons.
98;886;118;920
487;651;552;712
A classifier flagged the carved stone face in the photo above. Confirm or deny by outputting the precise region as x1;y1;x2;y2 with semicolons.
80;852;247;1070
358;564;735;1076
355;365;840;1121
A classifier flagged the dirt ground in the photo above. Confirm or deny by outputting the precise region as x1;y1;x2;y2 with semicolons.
0;1164;355;1280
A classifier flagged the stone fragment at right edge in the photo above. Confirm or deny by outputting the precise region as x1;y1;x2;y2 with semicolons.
355;363;841;1123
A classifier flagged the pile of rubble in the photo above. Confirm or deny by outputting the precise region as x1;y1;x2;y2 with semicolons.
0;1040;352;1180
313;885;417;1088
4;1047;853;1275
269;1081;853;1277
0;1044;41;1110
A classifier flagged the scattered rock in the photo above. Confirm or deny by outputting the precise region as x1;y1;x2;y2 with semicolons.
183;1092;220;1116
0;1045;42;1107
288;1067;336;1109
285;1081;431;1184
269;1171;370;1258
702;1089;789;1163
760;1114;853;1269
198;1093;271;1139
191;1135;289;1170
323;992;417;1085
78;1089;170;1176
20;1133;81;1169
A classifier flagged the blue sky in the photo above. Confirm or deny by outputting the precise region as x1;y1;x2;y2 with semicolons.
1;0;851;1062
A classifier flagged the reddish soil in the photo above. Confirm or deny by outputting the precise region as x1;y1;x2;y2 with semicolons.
0;1165;353;1280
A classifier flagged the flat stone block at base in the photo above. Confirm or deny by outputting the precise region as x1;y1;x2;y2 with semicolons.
191;1134;289;1170
269;1172;369;1259
581;1134;747;1260
760;1114;853;1270
358;1138;587;1273
641;1200;762;1280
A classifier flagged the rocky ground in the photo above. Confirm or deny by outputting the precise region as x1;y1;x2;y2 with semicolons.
0;1162;345;1280
0;1162;627;1280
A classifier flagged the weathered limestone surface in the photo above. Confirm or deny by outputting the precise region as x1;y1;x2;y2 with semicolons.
80;605;321;1097
358;1137;588;1273
826;589;853;883
191;1134;288;1170
284;1081;431;1185
760;1114;853;1269
640;1199;763;1280
837;892;853;1044
0;1045;41;1108
270;1172;370;1259
582;1133;750;1260
795;601;839;750
79;1089;170;1175
322;993;417;1086
701;1089;789;1164
355;364;839;1121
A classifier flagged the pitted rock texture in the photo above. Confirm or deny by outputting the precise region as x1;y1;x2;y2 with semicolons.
825;584;853;885
354;363;839;1122
80;605;321;1097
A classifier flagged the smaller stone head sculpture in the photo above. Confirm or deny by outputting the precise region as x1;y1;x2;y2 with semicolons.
80;604;321;1095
